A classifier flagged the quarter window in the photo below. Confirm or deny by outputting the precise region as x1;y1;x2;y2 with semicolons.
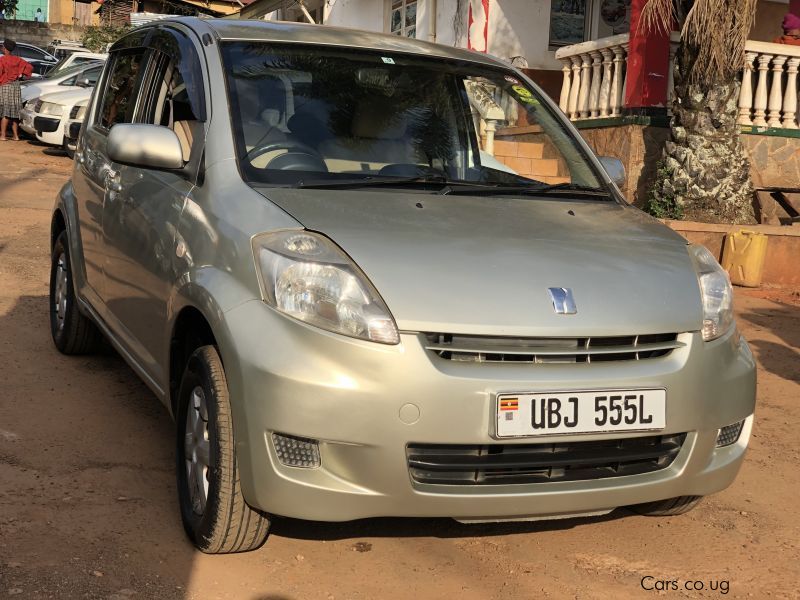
97;49;147;129
388;0;417;38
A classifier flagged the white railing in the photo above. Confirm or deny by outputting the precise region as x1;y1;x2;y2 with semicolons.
554;32;679;121
554;34;629;120
464;80;506;153
738;40;800;129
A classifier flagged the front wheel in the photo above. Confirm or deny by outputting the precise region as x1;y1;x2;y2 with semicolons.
49;230;102;354
630;495;704;516
176;345;271;553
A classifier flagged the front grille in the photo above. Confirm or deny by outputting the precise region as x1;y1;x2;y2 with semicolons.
69;104;81;119
407;433;686;486
423;333;683;364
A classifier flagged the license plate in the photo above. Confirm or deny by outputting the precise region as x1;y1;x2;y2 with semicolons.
495;390;666;438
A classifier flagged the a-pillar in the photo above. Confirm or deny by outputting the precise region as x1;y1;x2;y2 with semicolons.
623;0;672;113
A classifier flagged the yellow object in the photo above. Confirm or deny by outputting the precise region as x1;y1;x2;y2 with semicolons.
721;230;769;287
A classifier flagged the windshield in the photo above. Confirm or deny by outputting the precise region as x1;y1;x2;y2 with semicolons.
221;42;604;193
43;62;89;81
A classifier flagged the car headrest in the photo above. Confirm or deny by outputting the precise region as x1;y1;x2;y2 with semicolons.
351;102;407;140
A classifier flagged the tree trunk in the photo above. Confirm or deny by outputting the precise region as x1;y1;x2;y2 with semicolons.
650;43;756;224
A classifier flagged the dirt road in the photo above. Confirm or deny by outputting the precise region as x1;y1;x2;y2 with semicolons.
1;142;798;600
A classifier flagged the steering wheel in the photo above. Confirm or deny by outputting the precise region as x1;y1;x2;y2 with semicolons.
247;139;325;170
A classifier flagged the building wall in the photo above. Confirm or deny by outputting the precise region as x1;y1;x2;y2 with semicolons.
48;0;100;26
0;20;85;45
751;0;788;42
488;0;558;69
14;0;48;22
324;0;384;31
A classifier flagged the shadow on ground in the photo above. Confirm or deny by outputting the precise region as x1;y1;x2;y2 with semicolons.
739;302;800;383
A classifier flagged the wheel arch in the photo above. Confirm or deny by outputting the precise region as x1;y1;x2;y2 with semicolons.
50;208;67;250
169;305;219;418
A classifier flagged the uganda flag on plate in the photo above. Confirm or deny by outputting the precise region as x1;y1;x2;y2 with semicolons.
499;397;519;411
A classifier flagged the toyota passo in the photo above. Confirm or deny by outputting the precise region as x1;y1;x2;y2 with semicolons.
50;18;756;553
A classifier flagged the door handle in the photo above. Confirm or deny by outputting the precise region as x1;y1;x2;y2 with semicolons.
104;169;122;193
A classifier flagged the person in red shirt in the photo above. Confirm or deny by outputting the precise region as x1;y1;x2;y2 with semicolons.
0;39;33;141
773;13;800;46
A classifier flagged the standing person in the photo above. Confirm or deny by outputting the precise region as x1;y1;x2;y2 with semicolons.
0;40;33;141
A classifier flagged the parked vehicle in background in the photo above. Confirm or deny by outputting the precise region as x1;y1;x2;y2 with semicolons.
13;42;58;77
27;88;92;155
45;40;89;61
50;18;756;555
20;61;103;132
63;98;88;159
48;51;107;76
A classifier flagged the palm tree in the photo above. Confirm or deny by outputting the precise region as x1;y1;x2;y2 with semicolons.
643;0;759;223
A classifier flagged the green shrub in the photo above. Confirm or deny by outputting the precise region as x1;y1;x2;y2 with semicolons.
81;25;130;53
645;161;684;220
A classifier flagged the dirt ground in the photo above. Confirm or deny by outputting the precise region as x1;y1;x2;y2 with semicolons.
1;141;798;600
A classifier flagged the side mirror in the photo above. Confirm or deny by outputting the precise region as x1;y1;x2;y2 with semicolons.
598;156;626;189
76;78;92;88
107;124;184;171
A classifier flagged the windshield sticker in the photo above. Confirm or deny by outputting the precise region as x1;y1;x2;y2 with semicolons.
381;57;396;64
512;84;540;106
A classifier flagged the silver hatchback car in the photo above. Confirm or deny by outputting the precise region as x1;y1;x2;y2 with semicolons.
50;18;756;553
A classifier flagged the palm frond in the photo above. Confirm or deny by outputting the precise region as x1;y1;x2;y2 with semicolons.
642;0;758;84
640;0;674;36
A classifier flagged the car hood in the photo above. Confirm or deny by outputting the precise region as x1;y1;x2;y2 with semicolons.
37;87;91;106
254;188;703;336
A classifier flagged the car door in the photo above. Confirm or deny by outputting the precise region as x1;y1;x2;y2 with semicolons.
74;43;148;312
99;27;208;388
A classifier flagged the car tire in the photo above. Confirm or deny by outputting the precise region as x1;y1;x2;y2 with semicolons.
176;345;271;554
630;495;704;516
49;230;102;354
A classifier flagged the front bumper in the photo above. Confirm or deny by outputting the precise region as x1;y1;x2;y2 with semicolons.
220;300;757;522
20;107;35;135
34;116;63;146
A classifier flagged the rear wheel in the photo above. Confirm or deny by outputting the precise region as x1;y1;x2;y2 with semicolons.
630;495;704;516
176;345;271;553
49;230;102;354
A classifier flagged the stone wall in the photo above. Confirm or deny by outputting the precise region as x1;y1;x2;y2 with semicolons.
0;21;86;46
744;134;800;189
578;123;670;205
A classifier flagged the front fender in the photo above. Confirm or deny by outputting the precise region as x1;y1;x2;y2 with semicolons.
53;179;90;301
165;265;260;413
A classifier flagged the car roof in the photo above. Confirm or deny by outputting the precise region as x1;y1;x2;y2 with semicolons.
128;17;510;71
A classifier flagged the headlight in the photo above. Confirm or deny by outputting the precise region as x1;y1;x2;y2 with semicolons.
688;245;734;341
253;230;399;344
39;101;63;116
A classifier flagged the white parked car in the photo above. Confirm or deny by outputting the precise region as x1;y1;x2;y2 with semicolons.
63;97;89;158
20;62;102;137
24;88;92;154
20;61;103;106
48;51;107;76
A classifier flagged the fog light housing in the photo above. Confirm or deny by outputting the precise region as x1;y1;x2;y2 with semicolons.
716;420;745;447
272;432;321;468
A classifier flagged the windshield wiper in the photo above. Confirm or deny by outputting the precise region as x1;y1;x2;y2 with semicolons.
291;175;493;190
437;182;612;198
